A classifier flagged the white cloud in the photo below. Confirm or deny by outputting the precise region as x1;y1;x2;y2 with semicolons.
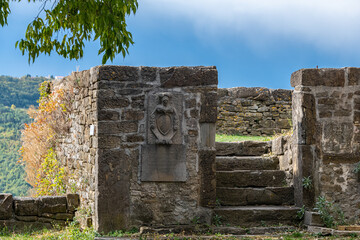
142;0;360;53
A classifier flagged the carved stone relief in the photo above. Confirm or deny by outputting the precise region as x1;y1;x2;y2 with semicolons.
141;91;186;182
147;92;183;145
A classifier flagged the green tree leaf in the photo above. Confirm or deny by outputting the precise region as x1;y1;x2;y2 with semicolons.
1;0;138;64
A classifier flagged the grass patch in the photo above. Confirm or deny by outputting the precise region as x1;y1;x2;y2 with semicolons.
216;134;272;142
1;225;359;240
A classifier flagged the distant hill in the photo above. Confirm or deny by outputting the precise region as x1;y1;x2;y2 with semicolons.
0;75;47;108
0;75;48;196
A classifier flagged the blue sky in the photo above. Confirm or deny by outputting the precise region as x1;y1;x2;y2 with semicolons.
1;0;360;89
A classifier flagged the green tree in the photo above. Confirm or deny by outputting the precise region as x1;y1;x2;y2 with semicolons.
0;0;138;64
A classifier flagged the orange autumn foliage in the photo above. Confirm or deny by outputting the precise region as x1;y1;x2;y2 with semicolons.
20;80;74;195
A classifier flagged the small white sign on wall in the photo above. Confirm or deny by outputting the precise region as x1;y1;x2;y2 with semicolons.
90;125;95;136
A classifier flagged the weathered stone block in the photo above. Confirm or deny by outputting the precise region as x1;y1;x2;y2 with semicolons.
126;134;144;143
276;119;291;129
140;66;157;82
0;194;13;220
14;198;39;216
271;89;292;102
318;98;337;105
304;211;324;226
216;156;278;171
97;81;125;90
98;66;139;81
97;148;131;232
141;145;187;182
272;136;285;155
303;93;316;145
131;95;145;109
66;194;80;212
199;149;216;207
216;141;271;156
98;121;138;134
319;110;332;118
348;67;360;86
231;87;271;100
98;135;122;149
160;66;218;88
200;92;218;123
200;123;216;148
322;153;360;163
217;187;294;206
291;68;345;87
334;110;351;117
217;88;229;98
39;196;67;214
98;97;130;109
214;206;300;227
217;170;286;188
55;213;74;220
116;88;142;96
98;110;120;121
123;109;145;121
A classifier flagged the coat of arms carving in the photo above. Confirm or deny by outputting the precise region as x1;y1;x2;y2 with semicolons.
150;93;179;144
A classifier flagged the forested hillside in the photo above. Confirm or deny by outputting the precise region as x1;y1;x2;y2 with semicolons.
0;75;48;108
0;75;46;196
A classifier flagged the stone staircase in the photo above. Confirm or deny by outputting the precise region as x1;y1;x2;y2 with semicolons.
214;141;299;227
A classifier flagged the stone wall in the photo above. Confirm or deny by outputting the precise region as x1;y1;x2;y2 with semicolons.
291;68;360;222
217;87;292;136
0;194;79;231
272;135;294;185
55;66;218;233
55;70;98;227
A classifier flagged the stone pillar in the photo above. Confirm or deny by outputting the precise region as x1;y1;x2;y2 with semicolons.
291;68;360;220
94;66;218;232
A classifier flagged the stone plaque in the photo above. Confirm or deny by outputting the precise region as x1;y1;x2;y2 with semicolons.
147;92;183;145
141;91;186;182
141;145;187;182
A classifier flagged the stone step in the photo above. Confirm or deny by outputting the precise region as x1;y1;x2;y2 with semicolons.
211;226;297;236
216;156;279;171
217;187;294;206
214;206;300;227
216;141;271;156
216;170;286;188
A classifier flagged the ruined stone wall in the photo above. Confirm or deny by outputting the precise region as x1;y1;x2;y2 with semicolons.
217;87;292;136
291;68;360;222
0;194;79;231
55;70;98;227
55;66;218;233
95;66;217;232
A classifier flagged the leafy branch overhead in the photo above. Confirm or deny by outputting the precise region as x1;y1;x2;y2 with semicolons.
0;0;138;64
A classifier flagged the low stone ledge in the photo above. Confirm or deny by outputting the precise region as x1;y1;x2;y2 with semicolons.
0;194;79;231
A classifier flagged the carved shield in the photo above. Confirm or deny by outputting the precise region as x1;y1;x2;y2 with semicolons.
156;113;172;136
